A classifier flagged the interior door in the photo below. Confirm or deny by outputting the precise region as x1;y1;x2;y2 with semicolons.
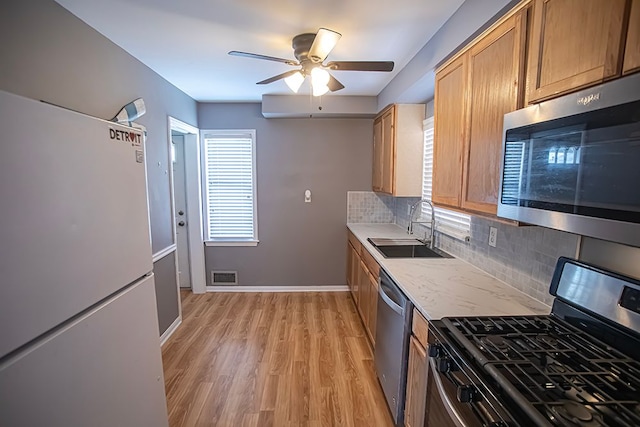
172;136;191;288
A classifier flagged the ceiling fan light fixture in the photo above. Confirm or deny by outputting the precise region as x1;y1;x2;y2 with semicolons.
230;27;393;96
308;28;342;63
284;71;304;93
312;83;330;97
311;67;330;85
310;68;331;96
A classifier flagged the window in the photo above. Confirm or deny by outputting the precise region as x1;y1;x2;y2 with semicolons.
422;117;471;240
201;130;257;245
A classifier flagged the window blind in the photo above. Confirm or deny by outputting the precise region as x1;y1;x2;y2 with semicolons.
421;117;471;240
202;130;257;241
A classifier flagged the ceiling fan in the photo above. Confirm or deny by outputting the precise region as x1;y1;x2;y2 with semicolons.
229;28;394;96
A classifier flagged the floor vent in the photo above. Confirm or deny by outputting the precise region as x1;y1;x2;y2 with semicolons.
211;271;238;285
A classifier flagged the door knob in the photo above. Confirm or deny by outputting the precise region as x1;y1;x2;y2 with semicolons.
178;221;185;227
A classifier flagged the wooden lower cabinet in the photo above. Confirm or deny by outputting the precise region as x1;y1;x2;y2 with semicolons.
346;232;380;346
405;336;428;427
405;310;429;427
347;242;359;304
358;259;370;330
367;272;378;345
357;258;380;346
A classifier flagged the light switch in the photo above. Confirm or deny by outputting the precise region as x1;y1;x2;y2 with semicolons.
304;189;311;203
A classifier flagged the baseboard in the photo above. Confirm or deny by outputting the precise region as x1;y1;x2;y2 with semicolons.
206;285;349;293
160;316;182;346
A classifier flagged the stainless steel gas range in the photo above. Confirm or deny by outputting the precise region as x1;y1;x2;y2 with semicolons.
427;257;640;427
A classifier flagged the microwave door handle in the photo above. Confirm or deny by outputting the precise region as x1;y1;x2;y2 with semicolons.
429;357;472;427
378;281;403;315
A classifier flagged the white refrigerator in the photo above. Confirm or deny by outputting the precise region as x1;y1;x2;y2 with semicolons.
0;90;169;426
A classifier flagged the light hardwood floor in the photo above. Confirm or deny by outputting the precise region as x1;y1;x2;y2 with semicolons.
162;291;394;427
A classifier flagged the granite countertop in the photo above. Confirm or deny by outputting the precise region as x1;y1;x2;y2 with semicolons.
347;223;550;320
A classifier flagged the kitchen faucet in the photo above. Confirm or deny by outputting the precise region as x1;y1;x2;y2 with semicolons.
408;199;436;249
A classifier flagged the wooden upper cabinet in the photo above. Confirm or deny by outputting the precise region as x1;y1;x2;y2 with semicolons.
380;107;395;194
623;0;640;75
463;12;527;215
526;0;628;103
372;117;383;192
433;55;467;209
372;104;425;197
433;2;529;217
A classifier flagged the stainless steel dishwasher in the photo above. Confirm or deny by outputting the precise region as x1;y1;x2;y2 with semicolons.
374;268;413;426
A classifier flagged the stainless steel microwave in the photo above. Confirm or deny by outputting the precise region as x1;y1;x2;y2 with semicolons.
497;73;640;247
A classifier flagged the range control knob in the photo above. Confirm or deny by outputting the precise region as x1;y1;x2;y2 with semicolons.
437;357;453;373
427;344;441;358
457;385;478;403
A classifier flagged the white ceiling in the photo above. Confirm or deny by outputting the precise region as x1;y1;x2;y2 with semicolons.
55;0;464;102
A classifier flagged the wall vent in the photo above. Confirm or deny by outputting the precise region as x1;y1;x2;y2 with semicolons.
211;271;238;285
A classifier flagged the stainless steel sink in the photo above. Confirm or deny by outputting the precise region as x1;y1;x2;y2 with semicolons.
367;238;452;259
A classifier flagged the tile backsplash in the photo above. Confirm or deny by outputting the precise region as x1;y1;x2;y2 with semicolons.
437;217;578;306
346;191;395;223
347;191;579;306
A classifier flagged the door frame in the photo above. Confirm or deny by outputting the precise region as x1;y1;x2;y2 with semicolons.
168;116;207;294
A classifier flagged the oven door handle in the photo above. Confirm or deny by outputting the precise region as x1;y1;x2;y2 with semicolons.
429;357;471;427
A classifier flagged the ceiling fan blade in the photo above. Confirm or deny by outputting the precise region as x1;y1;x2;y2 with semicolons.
256;70;301;85
325;61;394;72
308;28;342;63
327;74;345;92
229;50;299;66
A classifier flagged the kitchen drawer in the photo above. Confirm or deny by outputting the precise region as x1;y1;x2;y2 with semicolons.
412;309;429;349
361;247;380;279
348;231;361;255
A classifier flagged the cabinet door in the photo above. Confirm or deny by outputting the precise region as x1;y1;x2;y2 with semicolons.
367;272;378;345
346;242;355;298
372;117;384;191
433;55;467;208
357;260;370;329
381;107;395;194
350;247;360;304
527;0;627;103
623;0;640;75
404;336;428;427
463;12;526;215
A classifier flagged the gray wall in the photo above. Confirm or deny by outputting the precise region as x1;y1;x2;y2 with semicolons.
378;0;518;108
199;103;372;287
153;252;180;334
0;0;196;335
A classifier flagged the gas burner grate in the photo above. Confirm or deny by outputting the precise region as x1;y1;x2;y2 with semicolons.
443;315;640;426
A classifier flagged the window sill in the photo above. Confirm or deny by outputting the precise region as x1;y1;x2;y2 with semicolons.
436;226;470;243
205;240;259;247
